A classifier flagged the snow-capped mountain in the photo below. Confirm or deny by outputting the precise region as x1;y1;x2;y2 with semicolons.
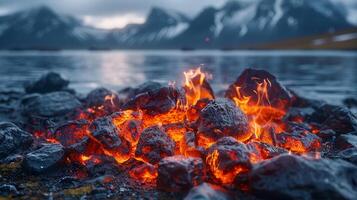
174;0;353;48
0;0;355;49
109;7;190;48
0;6;108;49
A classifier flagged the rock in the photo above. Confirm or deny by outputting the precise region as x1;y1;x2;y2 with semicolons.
85;88;120;115
310;104;357;134
246;141;287;160
89;116;131;159
53;120;89;149
24;72;69;94
24;143;65;173
123;86;186;116
0;184;19;196
158;155;204;192
196;99;249;144
343;97;357;108
335;134;357;150
128;81;163;99
225;68;292;110
244;154;357;200
206;137;252;185
317;129;337;141
135;126;175;164
0;122;33;157
184;183;231;200
336;148;357;165
276;131;321;153
22;91;81;117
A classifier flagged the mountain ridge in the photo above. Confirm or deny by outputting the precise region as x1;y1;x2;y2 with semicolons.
0;0;355;50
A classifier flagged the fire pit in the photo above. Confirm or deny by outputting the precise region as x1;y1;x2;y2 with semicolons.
0;68;356;199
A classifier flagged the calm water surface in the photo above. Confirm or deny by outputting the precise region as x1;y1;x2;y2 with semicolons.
0;50;356;105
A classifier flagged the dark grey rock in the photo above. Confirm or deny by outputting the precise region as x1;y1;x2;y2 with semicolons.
336;148;357;165
123;86;186;116
197;99;249;141
245;154;357;200
24;72;69;94
24;143;65;173
53;119;89;149
158;155;204;192
128;81;163;99
135;126;175;164
335;134;357;150
22;91;81;117
310;104;357;134
89;116;130;155
184;183;231;200
276;131;321;153
247;141;287;160
0;122;33;157
0;184;19;196
85;87;120;114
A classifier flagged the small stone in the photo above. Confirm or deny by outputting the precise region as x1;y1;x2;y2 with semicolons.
158;155;204;192
335;134;357;150
24;143;65;173
0;122;33;157
85;88;120;115
206;137;252;185
196;99;249;144
89;116;131;160
135;126;175;164
123;86;186;116
276;131;321;153
0;184;19;196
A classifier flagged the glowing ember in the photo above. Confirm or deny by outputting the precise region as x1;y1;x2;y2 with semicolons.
33;67;322;188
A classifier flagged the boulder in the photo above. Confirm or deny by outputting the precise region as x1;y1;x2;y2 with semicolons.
243;154;357;200
158;156;204;192
196;99;249;143
24;143;65;173
24;72;69;94
0;122;33;157
135;126;175;164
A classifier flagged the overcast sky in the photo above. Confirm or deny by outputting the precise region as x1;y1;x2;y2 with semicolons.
0;0;356;29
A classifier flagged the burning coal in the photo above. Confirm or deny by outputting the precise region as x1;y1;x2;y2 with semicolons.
3;68;356;199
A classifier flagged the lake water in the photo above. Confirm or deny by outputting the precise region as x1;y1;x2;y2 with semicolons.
0;50;356;105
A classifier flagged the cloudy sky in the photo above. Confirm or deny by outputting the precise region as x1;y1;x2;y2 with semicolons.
0;0;356;29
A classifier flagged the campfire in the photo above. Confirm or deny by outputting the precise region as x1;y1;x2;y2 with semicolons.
0;68;356;199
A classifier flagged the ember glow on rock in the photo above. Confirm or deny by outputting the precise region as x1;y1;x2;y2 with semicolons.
34;67;322;187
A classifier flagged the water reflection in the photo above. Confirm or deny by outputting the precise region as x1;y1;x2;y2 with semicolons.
0;50;355;105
